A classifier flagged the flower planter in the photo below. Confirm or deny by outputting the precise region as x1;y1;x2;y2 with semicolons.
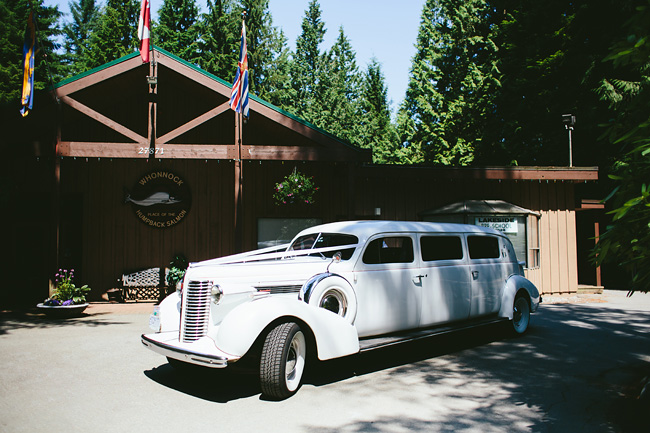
36;303;89;319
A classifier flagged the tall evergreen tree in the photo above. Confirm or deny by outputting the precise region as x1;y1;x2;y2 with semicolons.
0;0;64;105
239;0;291;103
156;0;201;64
84;0;139;69
317;26;362;145
479;0;639;166
397;0;500;166
198;0;239;80
359;58;398;163
591;1;650;293
62;0;99;76
289;0;326;120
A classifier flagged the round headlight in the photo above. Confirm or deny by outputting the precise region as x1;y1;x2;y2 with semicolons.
211;284;223;304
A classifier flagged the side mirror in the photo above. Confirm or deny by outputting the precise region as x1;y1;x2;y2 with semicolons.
327;252;342;272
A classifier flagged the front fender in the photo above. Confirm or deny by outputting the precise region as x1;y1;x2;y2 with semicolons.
214;297;360;361
498;275;541;320
158;290;181;332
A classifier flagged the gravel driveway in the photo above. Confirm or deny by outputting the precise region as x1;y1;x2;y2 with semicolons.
1;290;648;433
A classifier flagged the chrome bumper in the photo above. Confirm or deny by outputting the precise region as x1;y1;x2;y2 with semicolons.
141;332;234;368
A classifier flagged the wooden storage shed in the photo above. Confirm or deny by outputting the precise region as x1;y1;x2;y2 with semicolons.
2;47;599;306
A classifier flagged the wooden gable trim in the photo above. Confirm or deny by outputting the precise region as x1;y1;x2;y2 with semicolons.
251;100;372;162
157;101;231;145
53;47;371;162
60;95;147;145
54;54;143;97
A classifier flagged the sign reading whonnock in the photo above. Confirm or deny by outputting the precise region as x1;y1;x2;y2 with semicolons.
475;216;518;234
126;171;191;228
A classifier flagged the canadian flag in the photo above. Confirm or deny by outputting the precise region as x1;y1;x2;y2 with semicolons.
138;0;150;62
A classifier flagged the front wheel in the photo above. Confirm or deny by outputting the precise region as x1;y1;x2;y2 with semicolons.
511;295;531;334
259;322;307;400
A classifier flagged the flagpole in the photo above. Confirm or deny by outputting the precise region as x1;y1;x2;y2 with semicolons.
231;11;248;253
234;111;243;252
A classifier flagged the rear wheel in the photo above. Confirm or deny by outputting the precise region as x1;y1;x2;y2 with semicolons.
259;322;307;400
511;294;531;334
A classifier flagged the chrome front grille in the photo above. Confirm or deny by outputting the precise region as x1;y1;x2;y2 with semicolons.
253;284;302;295
181;280;211;343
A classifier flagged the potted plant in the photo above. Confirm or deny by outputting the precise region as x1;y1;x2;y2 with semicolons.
273;168;319;205
37;269;91;318
166;254;188;292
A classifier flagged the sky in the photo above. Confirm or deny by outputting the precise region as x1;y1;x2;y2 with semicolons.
44;0;426;111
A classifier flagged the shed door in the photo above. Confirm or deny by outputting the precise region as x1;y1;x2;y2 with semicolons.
353;235;422;337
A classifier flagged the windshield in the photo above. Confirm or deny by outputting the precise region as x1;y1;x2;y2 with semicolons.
288;233;358;260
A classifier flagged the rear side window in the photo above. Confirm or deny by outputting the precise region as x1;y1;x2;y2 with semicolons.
468;236;500;259
421;236;464;261
363;236;414;264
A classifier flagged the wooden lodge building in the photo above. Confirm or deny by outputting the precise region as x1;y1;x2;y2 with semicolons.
2;47;603;307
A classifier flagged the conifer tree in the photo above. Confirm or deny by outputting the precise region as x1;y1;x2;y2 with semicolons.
238;0;291;103
62;0;99;76
198;0;239;80
156;0;201;64
318;26;362;145
84;0;139;69
398;0;499;166
0;0;63;105
359;58;398;163
289;0;326;120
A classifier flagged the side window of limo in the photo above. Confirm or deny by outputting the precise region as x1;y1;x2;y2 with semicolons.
420;236;464;261
467;235;500;259
363;236;414;264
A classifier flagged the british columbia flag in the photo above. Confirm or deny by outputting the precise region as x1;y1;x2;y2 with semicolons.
230;19;249;117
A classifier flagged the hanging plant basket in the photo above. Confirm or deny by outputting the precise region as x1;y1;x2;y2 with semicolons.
273;168;319;205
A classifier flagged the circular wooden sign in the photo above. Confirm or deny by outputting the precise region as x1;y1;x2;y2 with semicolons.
126;171;191;228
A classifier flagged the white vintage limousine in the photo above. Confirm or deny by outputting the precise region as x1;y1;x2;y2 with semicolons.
142;220;540;399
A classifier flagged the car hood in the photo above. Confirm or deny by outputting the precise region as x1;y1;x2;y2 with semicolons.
183;257;335;294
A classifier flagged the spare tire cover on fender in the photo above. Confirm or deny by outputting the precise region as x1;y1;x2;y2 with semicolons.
300;274;357;324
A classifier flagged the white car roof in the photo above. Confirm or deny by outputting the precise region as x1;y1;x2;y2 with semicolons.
294;220;502;243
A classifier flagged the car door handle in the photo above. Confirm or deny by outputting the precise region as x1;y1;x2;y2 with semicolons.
472;271;479;280
413;274;427;283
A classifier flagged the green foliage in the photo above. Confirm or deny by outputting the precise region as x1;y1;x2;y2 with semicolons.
289;0;326;118
62;0;99;75
166;254;189;287
314;27;362;146
45;269;91;305
197;0;239;80
359;58;399;163
84;0;139;69
273;168;319;205
397;0;499;166
0;0;64;105
156;0;201;65
591;2;650;294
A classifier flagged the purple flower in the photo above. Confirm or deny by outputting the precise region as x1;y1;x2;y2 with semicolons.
62;300;74;306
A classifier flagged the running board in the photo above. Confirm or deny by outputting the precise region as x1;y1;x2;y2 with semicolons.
358;317;509;352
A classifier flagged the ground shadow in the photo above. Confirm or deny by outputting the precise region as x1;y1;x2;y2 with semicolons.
144;362;261;403
141;303;650;432
0;309;128;334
